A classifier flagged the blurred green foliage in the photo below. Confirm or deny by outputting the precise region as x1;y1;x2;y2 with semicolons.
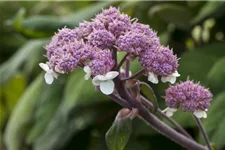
0;1;225;150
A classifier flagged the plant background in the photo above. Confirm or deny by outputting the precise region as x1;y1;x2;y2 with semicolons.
0;1;225;150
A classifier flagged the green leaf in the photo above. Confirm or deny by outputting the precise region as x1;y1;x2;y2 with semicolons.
106;109;132;150
0;39;49;84
178;43;225;83
33;69;109;150
206;56;225;94
140;83;158;112
7;1;117;38
26;77;65;144
3;75;44;150
149;4;193;29
1;74;26;112
191;1;225;25
202;91;225;149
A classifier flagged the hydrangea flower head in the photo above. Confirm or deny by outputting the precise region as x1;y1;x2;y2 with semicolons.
165;80;212;118
139;46;179;84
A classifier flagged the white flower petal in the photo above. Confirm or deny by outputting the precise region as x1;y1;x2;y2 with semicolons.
203;112;207;118
39;63;50;72
92;75;107;86
44;72;54;84
55;65;64;74
83;66;91;74
85;73;91;80
106;71;119;80
161;71;180;84
50;70;58;79
194;110;207;118
148;72;158;84
172;71;180;77
99;80;114;95
166;111;174;117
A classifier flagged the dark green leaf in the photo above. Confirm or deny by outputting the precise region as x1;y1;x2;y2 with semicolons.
202;91;225;149
106;109;132;150
7;1;117;38
149;4;193;29
191;1;225;25
206;56;225;94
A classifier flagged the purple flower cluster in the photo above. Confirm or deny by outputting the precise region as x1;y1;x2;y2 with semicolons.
139;46;179;76
44;6;178;82
165;80;212;112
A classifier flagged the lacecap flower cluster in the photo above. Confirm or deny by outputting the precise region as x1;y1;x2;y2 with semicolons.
39;7;212;118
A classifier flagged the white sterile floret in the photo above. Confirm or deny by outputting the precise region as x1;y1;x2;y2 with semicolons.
83;65;92;80
92;71;119;95
163;107;177;117
148;72;158;84
55;65;65;74
161;71;180;84
193;110;207;118
120;67;132;77
39;62;58;85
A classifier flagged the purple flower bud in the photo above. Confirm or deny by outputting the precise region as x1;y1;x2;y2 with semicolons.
95;6;120;26
131;23;160;45
75;20;105;39
87;29;116;49
108;14;131;37
139;46;178;76
46;27;78;58
45;28;94;73
165;80;212;112
88;49;115;76
116;31;155;55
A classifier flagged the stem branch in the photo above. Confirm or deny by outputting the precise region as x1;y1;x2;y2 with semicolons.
193;115;212;150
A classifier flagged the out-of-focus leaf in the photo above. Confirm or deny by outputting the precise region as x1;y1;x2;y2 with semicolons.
202;91;225;149
187;1;205;8
33;69;109;150
1;74;26;111
6;1;116;38
0;74;26;130
105;109;132;150
178;43;225;83
0;39;49;84
26;76;65;144
149;4;193;29
3;75;43;150
191;1;225;25
207;56;225;94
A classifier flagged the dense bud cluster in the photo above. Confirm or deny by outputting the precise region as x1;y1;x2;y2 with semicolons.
165;80;212;118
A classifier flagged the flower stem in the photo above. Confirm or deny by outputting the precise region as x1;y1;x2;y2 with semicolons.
193;115;212;150
110;94;207;150
121;69;145;81
112;77;207;150
141;95;193;139
125;59;130;77
116;53;129;71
